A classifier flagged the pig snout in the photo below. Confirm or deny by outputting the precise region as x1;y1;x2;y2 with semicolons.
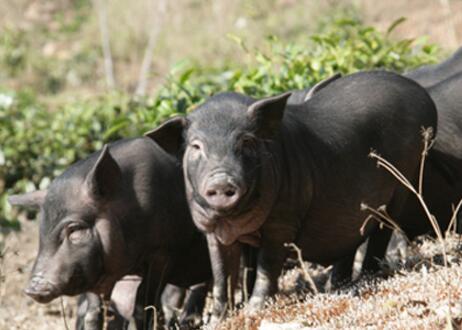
24;275;58;304
202;173;246;211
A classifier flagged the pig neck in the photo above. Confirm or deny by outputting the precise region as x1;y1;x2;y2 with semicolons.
263;112;316;226
210;125;316;246
114;148;196;275
120;204;196;276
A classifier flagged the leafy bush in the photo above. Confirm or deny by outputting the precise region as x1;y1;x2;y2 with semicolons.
0;18;440;228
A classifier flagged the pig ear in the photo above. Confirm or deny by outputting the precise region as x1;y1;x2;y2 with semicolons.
8;190;47;209
111;275;143;320
144;116;187;154
303;73;341;101
247;92;292;137
85;145;122;199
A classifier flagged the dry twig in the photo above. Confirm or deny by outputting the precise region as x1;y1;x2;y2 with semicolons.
145;305;158;330
101;298;111;330
284;242;319;294
368;127;457;324
369;128;447;267
60;297;70;330
447;199;462;235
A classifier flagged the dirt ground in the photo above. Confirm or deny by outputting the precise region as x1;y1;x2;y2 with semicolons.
3;217;462;330
0;219;77;330
219;235;462;330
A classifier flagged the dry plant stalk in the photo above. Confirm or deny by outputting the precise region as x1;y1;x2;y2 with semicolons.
60;297;70;330
227;275;234;311
144;305;158;330
368;127;460;327
368;127;448;267
446;199;462;235
419;128;435;196
243;267;250;303
359;205;428;266
101;297;115;330
284;242;319;294
360;204;411;246
359;127;462;329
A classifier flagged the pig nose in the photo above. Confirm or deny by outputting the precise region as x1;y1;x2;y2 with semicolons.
24;276;57;304
203;177;243;211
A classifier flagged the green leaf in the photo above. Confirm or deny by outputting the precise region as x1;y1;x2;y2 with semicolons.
387;17;406;35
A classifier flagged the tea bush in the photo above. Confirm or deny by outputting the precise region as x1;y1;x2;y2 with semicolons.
0;18;440;228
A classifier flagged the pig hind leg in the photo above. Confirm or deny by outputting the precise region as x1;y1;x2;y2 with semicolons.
178;282;209;329
329;252;356;289
361;184;410;275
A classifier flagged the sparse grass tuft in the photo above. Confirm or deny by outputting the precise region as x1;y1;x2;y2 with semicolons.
218;235;462;330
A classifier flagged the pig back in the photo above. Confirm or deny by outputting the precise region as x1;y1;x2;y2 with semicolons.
281;71;437;263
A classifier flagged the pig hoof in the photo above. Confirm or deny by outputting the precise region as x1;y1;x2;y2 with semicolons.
245;297;265;315
179;313;203;330
207;315;222;329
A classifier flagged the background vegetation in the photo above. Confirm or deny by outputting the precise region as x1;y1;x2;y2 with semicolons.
4;1;462;329
0;0;445;230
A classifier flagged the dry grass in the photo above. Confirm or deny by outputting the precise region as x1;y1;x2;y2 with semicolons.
217;234;462;330
3;228;461;329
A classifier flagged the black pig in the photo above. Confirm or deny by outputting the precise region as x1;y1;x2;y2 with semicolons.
405;46;462;88
146;71;437;318
9;137;211;328
356;61;462;281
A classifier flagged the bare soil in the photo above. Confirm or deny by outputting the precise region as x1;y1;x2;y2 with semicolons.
3;217;460;330
0;219;77;330
218;235;462;330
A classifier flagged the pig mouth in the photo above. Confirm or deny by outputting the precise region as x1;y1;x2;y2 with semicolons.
25;271;101;303
24;276;60;304
191;199;247;226
190;201;217;232
190;196;259;232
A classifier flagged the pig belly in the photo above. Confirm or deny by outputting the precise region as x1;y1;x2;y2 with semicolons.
295;207;378;265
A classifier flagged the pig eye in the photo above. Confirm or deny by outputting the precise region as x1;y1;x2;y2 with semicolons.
240;136;258;156
191;142;201;150
66;224;91;244
189;140;203;153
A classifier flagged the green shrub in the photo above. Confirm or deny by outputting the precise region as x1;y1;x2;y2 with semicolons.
0;28;28;78
0;18;440;228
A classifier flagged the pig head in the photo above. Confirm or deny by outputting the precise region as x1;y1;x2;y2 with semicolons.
9;145;130;303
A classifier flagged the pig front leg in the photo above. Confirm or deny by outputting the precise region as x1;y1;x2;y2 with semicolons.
329;253;355;289
361;227;393;274
179;282;209;329
206;233;241;323
161;284;186;328
75;293;103;330
248;225;294;311
75;292;129;330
